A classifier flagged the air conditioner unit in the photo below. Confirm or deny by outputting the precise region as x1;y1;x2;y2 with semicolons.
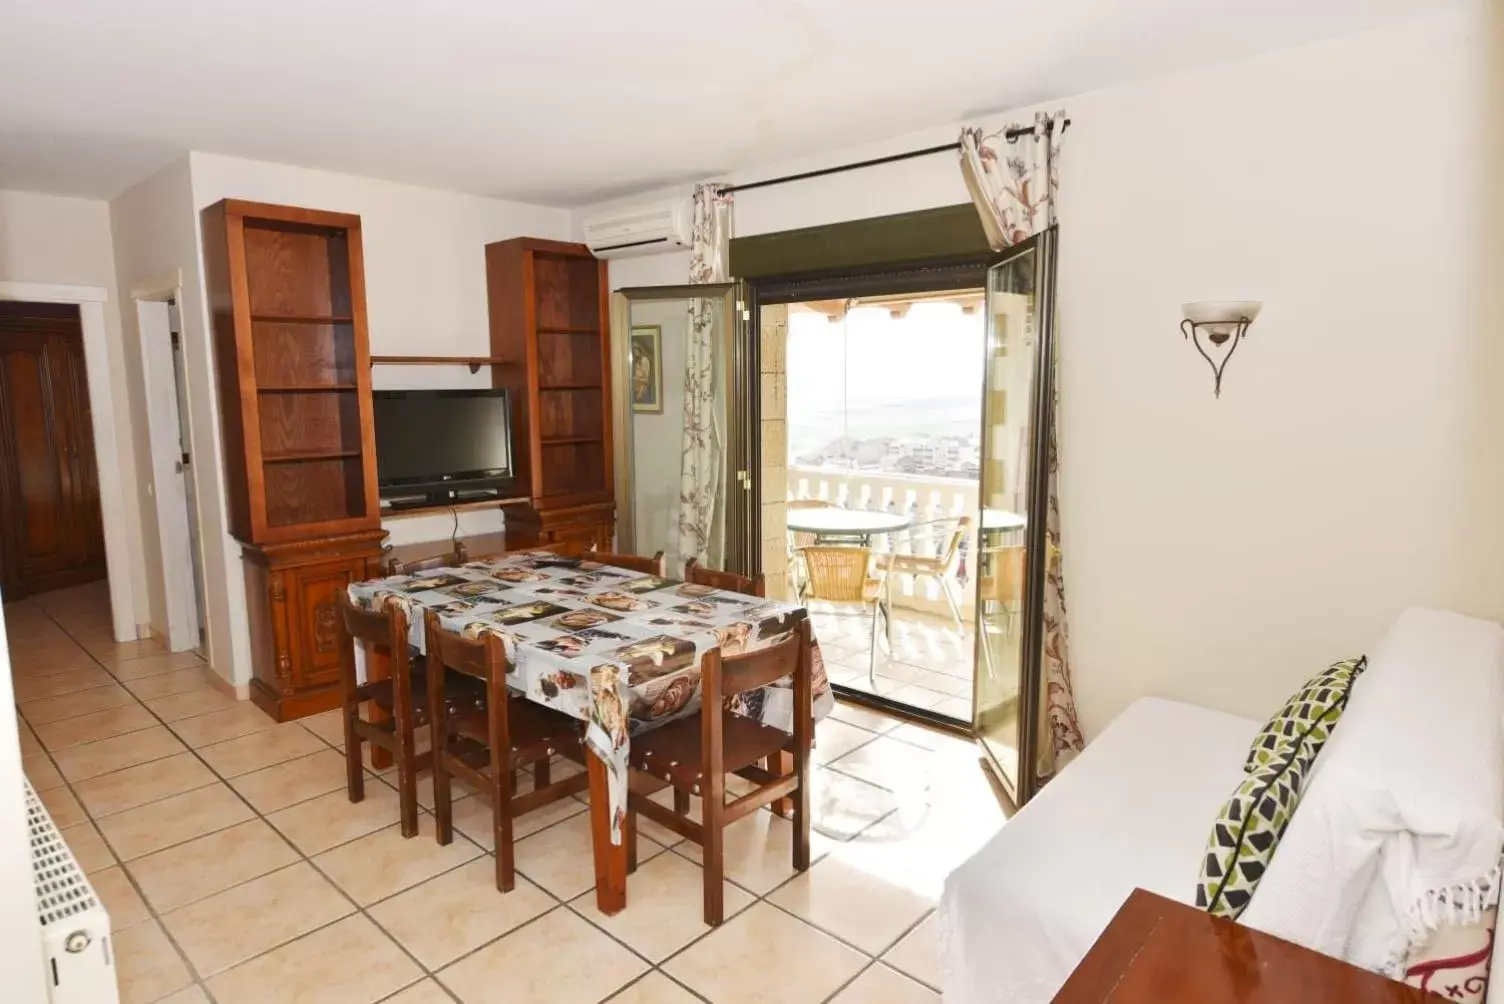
582;198;693;258
28;779;118;1004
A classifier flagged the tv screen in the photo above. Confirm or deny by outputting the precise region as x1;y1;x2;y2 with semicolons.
372;389;513;493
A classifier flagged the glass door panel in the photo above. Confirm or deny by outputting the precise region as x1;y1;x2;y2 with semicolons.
973;243;1042;800
616;285;745;576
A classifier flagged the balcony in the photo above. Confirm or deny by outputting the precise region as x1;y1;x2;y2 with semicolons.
778;464;982;721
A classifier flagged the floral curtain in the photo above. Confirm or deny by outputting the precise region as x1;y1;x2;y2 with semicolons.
678;183;733;565
960;112;1085;774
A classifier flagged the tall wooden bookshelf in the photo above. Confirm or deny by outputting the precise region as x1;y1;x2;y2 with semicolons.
203;199;385;721
485;238;615;549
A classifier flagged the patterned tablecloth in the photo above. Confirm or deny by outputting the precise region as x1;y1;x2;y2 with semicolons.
347;549;833;842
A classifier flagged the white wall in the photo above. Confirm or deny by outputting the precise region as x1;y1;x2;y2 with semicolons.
580;6;1500;738
111;159;218;670
0;189;150;638
163;154;573;685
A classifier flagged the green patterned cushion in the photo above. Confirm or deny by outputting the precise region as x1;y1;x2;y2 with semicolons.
1196;739;1313;918
1245;656;1367;772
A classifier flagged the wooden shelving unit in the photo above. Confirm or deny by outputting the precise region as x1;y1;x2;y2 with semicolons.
486;238;615;549
203;199;386;722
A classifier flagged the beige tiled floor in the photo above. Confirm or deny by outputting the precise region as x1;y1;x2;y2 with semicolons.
13;581;1008;1003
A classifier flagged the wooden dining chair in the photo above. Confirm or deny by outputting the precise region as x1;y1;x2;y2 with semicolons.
590;550;667;576
683;558;765;598
624;618;813;925
381;549;459;577
337;592;484;837
424;612;589;891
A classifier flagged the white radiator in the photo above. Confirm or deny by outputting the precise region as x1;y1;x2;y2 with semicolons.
27;779;118;1004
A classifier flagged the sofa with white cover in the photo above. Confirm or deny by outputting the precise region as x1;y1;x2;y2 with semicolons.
942;608;1504;1003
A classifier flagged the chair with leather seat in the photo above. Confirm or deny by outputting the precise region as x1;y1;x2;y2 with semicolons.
336;591;487;837
424;612;589;892
624;617;813;925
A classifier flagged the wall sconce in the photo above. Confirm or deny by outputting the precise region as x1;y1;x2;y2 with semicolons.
1180;301;1261;398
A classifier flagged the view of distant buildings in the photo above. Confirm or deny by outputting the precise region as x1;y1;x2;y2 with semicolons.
793;431;981;481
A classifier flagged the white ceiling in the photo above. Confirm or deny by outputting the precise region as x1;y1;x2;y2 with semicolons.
0;0;1448;206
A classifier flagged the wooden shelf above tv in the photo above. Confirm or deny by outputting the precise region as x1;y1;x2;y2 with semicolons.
262;449;363;464
369;355;514;374
251;313;354;325
537;325;601;335
258;383;358;393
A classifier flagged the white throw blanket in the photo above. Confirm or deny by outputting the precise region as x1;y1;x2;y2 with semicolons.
1242;608;1504;974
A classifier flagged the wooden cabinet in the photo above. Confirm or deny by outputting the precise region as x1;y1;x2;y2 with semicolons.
202;200;380;545
243;531;385;721
203;199;386;720
0;305;106;598
485;238;616;548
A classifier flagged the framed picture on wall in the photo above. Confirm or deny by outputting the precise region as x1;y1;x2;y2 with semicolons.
630;325;663;414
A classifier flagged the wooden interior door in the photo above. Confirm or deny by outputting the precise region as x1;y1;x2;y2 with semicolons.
0;304;107;598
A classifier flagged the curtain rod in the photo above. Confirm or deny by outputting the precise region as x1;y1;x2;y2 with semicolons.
720;117;1070;195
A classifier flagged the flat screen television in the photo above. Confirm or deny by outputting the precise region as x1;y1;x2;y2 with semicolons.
372;389;516;509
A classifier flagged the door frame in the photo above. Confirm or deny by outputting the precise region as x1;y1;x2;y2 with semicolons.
608;283;744;570
132;275;204;652
0;281;135;641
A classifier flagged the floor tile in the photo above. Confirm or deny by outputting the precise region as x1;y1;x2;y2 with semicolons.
230;748;352;814
89;864;151;930
207;914;422;1004
169;702;280;748
826;735;939;794
369;857;553;970
60;821;116;873
34;702;158;751
829;963;940;1003
83;636;167;662
811;766;899;841
161;861;354;977
674;808;830;895
449;788;587;851
314;815;481;906
268;783;402;856
17;717;42;757
154;986;210;1004
514;809;664;901
37;782;87;827
298;707;345;747
828;700;903;734
22;753;64;791
197;721;324;777
107;650;207;680
381;979;455;1004
20;683;138;725
767;853;934;955
145;687;240;723
53;726;187;782
880;913;941;990
813;717;879;765
571;849;754;962
98;782;254;860
12;666;114;702
122;666;215;701
663;902;867;1004
438;907;648;1004
127;818;300;912
113;920;194;1004
72;751;219;819
605;973;703;1003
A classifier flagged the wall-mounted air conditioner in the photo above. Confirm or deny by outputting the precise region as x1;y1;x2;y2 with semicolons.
29;779;118;1004
582;198;693;258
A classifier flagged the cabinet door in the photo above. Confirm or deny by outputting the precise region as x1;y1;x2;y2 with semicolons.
287;557;367;692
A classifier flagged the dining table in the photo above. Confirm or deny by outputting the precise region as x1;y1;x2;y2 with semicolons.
785;505;913;544
346;547;834;915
